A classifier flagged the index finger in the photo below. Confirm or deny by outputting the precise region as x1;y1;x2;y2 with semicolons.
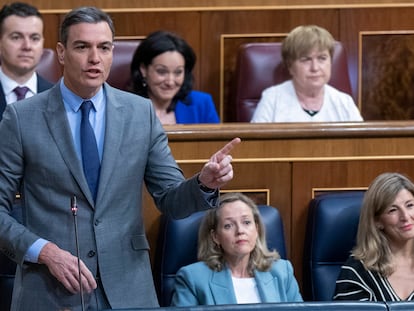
212;137;241;162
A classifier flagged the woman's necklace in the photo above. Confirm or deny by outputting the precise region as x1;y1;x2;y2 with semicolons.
296;87;324;116
302;107;319;116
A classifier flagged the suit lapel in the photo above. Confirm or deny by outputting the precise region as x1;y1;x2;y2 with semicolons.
95;84;124;205
0;82;7;121
255;270;279;302
43;85;93;205
210;268;237;304
43;83;127;207
36;73;54;91
210;268;279;303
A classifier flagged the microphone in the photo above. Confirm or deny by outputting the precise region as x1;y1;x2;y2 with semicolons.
71;195;85;311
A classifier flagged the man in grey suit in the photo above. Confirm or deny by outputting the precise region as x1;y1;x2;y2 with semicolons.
0;6;240;311
0;2;53;121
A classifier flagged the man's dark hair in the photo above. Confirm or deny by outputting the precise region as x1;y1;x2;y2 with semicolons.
59;6;115;46
0;2;42;35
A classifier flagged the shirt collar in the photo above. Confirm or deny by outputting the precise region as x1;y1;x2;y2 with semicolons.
0;67;38;96
60;78;105;113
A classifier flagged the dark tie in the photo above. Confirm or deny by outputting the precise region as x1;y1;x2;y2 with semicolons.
13;86;29;101
80;100;100;201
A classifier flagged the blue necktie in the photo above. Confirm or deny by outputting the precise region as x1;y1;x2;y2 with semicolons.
80;100;100;201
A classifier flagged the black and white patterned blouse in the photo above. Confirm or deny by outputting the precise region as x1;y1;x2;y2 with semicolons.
333;255;414;301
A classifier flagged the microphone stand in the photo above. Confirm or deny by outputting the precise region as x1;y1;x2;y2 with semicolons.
71;195;85;311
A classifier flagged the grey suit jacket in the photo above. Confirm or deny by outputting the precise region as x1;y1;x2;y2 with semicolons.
0;82;213;310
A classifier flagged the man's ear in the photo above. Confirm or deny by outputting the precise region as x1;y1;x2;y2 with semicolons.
56;42;65;65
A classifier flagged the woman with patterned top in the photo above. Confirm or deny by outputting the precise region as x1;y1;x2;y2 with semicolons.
334;172;414;301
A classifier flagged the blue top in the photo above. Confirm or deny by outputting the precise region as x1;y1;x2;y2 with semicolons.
175;90;220;124
171;259;303;306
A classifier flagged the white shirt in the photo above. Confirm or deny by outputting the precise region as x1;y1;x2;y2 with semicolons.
0;67;37;104
232;276;261;304
251;80;363;123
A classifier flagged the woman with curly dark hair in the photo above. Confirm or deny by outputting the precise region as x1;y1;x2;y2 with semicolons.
130;30;219;124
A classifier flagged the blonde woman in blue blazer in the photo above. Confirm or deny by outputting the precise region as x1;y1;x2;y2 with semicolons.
171;193;303;306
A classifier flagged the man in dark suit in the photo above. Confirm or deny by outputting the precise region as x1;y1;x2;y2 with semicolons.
0;2;53;121
0;6;240;311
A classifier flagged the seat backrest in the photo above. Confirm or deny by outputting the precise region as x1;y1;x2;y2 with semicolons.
302;190;365;301
154;205;286;307
0;202;22;311
232;41;353;122
35;48;62;83
106;40;141;91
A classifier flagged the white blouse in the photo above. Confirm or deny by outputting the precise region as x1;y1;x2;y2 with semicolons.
232;276;261;304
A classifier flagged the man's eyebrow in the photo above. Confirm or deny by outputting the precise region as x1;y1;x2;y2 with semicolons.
9;31;23;36
71;40;113;45
100;41;114;46
72;40;89;45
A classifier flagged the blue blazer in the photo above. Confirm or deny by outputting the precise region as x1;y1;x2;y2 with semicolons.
171;260;303;306
175;90;220;124
0;74;53;121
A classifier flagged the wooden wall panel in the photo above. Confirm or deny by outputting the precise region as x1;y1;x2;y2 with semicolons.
339;7;414;119
30;0;414;10
42;14;60;49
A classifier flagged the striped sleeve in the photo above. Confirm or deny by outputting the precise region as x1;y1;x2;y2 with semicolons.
333;256;376;301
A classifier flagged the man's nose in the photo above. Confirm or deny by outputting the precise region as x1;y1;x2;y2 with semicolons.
88;47;100;63
21;37;32;49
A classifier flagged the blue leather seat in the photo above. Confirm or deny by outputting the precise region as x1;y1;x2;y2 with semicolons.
302;191;365;301
154;205;286;307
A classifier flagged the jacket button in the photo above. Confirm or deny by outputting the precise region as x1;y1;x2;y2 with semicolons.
87;250;96;257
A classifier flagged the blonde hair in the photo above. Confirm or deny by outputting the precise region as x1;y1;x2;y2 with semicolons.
282;25;335;69
353;172;414;276
197;192;280;274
